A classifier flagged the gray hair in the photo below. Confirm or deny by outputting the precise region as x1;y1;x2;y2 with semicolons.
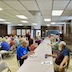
60;41;66;46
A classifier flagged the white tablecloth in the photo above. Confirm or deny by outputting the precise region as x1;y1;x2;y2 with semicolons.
17;38;54;72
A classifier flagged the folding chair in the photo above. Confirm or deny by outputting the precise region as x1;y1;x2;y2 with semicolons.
63;58;70;72
0;62;11;72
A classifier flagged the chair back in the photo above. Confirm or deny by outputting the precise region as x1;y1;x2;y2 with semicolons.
0;62;8;72
64;57;70;72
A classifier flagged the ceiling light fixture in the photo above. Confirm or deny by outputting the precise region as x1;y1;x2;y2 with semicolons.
44;18;51;21
21;20;28;23
18;24;23;26
16;15;28;19
51;22;56;24
0;18;6;21
52;10;63;16
32;23;37;25
4;22;11;24
0;8;3;11
47;24;51;26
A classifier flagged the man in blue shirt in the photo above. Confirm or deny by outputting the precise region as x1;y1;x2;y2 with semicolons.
46;41;70;72
1;38;10;51
17;40;34;66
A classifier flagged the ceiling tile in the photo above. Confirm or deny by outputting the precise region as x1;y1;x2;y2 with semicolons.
20;1;39;10
8;10;20;15
36;0;52;2
18;10;34;18
52;16;59;21
3;0;26;10
53;0;69;10
41;10;51;17
37;1;52;10
62;10;72;16
0;1;14;10
58;16;68;21
66;1;72;10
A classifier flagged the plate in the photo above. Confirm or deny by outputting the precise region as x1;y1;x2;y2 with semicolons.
30;53;38;57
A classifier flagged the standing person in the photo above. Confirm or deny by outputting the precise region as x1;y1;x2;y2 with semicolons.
26;31;31;40
11;30;19;46
36;32;41;38
17;40;34;66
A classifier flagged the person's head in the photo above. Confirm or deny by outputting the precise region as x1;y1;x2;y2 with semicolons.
12;30;16;36
26;37;28;41
2;38;6;42
29;44;37;51
27;31;30;35
58;41;66;51
38;32;40;35
50;37;56;43
19;36;21;39
5;36;8;39
22;40;29;47
10;38;14;41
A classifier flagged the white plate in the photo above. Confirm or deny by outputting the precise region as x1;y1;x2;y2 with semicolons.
30;54;38;57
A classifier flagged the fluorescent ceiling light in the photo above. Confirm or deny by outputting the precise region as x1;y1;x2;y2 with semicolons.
21;20;28;23
0;8;3;11
16;15;28;19
32;23;37;25
52;10;63;16
47;24;50;26
0;18;6;21
18;24;23;26
51;22;56;24
4;22;11;24
44;18;51;21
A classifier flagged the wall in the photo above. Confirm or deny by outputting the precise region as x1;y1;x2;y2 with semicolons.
41;26;61;37
11;26;31;36
0;24;7;36
63;21;72;44
7;25;16;35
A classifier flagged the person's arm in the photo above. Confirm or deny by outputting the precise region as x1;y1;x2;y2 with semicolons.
47;54;57;58
21;51;34;59
59;56;69;72
48;43;55;47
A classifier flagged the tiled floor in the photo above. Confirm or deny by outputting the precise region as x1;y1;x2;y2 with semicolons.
0;45;72;72
0;54;19;72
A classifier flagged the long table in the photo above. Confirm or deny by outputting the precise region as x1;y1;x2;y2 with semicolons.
17;38;54;72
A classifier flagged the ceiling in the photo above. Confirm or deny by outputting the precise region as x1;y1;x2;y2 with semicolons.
0;0;72;26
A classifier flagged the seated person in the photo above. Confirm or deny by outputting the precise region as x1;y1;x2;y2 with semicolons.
18;36;22;42
48;37;59;53
16;40;34;66
1;38;10;51
56;35;61;43
28;44;37;51
46;41;70;72
5;35;11;43
10;38;16;47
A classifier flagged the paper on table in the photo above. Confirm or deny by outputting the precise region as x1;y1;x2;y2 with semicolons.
41;61;53;65
30;53;38;58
